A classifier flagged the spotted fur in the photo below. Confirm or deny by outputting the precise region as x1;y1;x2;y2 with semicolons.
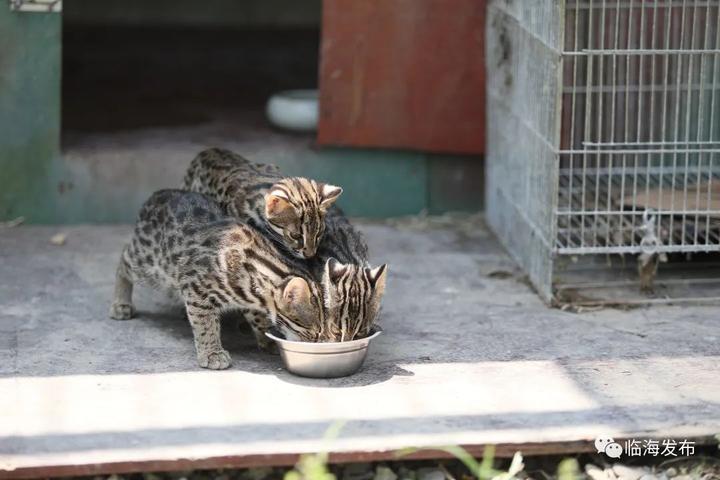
109;190;327;369
184;148;342;259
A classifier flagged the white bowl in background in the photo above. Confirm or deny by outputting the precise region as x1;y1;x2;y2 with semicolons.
266;89;319;132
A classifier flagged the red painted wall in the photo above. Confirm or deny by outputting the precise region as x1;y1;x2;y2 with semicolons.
318;0;486;155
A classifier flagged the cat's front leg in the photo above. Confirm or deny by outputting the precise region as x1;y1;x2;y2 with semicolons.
243;310;278;354
185;302;232;370
109;247;136;320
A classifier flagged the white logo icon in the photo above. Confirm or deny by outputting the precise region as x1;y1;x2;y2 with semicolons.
595;436;623;458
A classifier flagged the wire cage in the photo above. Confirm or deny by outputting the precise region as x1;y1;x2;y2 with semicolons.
486;0;720;303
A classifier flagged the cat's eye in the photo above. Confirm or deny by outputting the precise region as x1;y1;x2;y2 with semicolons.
290;232;302;242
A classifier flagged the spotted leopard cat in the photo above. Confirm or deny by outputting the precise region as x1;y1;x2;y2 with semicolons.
184;147;342;259
184;149;388;342
109;189;328;369
312;210;387;342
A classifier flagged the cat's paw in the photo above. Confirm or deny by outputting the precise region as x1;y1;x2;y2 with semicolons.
253;332;279;355
197;349;232;370
257;339;279;355
109;302;135;320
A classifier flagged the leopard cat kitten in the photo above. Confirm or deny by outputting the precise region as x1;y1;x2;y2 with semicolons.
311;208;387;342
184;147;342;259
185;148;388;342
109;189;327;370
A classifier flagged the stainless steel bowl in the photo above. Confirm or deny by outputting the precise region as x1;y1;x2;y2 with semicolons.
265;327;382;378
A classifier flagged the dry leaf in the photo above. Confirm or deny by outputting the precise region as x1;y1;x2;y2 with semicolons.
50;233;67;246
0;216;25;228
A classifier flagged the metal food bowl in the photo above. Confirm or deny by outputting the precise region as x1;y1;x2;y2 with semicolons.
265;327;382;378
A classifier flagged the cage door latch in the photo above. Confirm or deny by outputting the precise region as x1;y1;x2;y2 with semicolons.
639;209;662;255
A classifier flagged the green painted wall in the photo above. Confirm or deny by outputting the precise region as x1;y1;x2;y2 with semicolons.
0;7;62;222
427;154;484;214
272;148;429;219
51;146;432;224
272;149;483;218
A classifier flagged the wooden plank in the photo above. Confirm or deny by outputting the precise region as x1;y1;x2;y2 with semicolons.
317;0;486;154
0;442;603;479
4;436;719;479
623;183;720;217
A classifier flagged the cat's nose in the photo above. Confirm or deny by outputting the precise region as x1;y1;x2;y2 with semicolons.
302;246;316;258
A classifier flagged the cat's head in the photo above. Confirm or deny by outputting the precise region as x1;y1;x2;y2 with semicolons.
274;276;326;341
264;178;342;259
320;258;388;342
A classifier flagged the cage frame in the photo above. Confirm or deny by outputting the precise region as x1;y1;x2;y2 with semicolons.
485;0;720;303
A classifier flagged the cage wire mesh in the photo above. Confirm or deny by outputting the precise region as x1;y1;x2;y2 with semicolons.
486;0;720;303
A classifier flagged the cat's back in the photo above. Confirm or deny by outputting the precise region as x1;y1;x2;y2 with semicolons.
184;148;280;190
141;190;292;263
139;189;225;227
321;205;369;263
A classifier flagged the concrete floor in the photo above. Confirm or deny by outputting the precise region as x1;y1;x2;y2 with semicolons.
1;220;719;477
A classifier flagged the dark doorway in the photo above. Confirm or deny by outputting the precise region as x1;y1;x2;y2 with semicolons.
61;1;321;140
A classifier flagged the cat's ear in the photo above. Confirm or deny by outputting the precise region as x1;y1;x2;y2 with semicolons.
265;189;293;220
324;258;349;284
367;264;388;296
282;277;312;307
365;264;388;325
319;184;343;210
